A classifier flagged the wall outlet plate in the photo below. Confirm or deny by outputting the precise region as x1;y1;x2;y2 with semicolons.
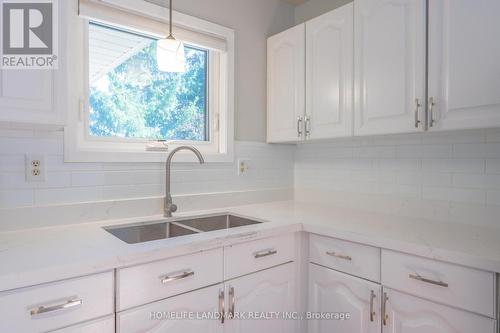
238;159;250;176
25;154;46;182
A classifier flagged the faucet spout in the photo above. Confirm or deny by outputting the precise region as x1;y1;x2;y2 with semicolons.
164;146;205;217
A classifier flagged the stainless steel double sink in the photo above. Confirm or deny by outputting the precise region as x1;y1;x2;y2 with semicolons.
103;214;263;244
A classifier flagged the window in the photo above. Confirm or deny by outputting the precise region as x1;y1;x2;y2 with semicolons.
65;0;234;162
88;23;209;142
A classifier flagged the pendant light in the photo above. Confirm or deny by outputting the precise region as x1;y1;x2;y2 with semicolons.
157;0;185;72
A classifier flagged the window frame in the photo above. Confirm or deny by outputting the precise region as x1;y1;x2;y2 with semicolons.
64;0;234;163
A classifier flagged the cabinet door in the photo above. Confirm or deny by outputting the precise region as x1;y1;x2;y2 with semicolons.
224;263;296;333
383;288;496;333
117;284;223;333
308;263;381;333
306;3;353;139
428;0;500;130
267;24;305;143
354;0;426;136
0;70;55;123
49;316;115;333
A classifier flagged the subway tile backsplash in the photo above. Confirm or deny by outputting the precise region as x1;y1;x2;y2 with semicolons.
295;129;500;227
0;129;294;208
2;128;500;228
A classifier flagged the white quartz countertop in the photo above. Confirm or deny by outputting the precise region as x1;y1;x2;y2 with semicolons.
1;200;499;292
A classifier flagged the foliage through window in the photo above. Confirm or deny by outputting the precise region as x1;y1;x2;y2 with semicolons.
88;23;208;141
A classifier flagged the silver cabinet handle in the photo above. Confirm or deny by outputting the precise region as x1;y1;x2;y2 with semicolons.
428;97;436;127
325;251;352;261
219;290;225;324
414;98;422;128
229;286;235;319
409;273;448;288
382;292;389;326
304;115;311;138
297;116;303;138
30;297;82;317
369;290;376;322
254;249;277;259
160;270;194;284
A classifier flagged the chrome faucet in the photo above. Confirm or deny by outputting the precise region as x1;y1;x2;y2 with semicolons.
164;146;205;217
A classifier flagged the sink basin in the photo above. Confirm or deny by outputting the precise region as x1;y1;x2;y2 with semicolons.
103;214;263;244
103;221;197;244
175;214;262;232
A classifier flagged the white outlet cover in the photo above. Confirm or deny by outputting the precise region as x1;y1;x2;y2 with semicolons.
237;159;251;176
25;154;46;182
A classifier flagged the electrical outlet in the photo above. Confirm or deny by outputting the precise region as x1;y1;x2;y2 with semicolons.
26;154;46;182
238;159;250;176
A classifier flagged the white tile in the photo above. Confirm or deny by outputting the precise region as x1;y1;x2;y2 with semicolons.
486;190;500;205
453;143;500;159
396;144;452;159
353;146;396;159
422;159;485;173
0;189;33;208
453;174;500;190
34;187;104;205
0;137;62;155
0;172;71;189
422;186;486;204
71;172;106;187
104;170;163;185
486;160;500;174
0;155;25;172
422;130;485;144
485;128;500;143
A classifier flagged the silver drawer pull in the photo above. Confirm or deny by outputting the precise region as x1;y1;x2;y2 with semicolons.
254;249;277;259
30;298;82;317
409;273;448;288
326;251;352;261
161;270;194;284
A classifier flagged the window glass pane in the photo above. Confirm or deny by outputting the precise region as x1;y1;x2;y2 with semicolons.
88;23;208;141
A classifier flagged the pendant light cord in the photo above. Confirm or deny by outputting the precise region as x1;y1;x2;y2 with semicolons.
168;0;173;39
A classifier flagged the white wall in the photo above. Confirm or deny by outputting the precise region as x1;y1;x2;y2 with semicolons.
295;129;500;228
150;0;296;142
294;0;351;23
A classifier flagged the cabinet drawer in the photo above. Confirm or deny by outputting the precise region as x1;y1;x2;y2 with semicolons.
382;250;496;317
309;234;380;282
224;234;295;279
0;272;114;333
50;315;115;333
117;248;223;311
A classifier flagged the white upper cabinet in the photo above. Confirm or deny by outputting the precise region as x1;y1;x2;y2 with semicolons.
354;0;426;136
383;289;496;333
0;70;57;124
428;0;500;131
267;24;305;143
306;3;354;139
308;263;381;333
0;1;65;127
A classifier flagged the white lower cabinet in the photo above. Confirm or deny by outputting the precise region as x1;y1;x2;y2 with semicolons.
117;263;296;333
224;263;296;333
50;316;115;333
117;284;223;333
382;288;496;333
308;263;381;333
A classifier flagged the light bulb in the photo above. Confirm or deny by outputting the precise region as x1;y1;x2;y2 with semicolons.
156;37;186;73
